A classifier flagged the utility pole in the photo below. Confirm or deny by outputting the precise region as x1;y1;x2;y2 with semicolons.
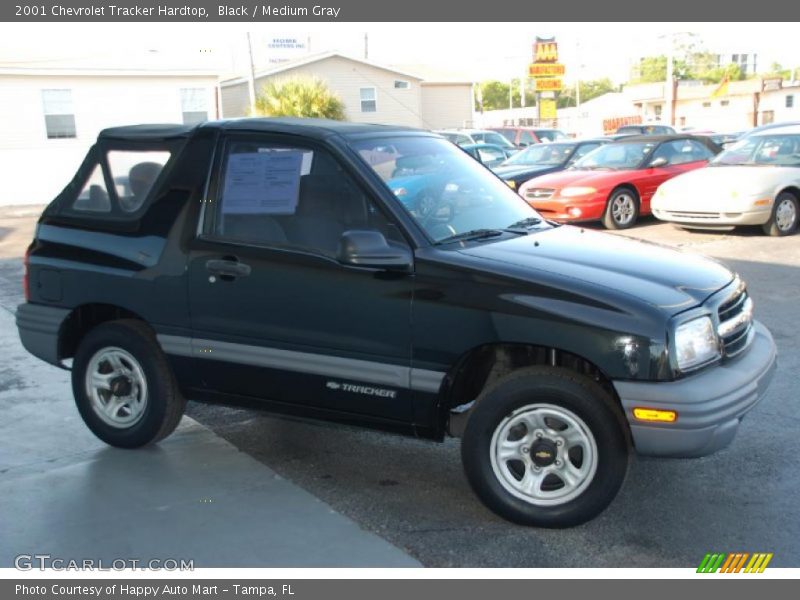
246;32;257;115
665;44;674;126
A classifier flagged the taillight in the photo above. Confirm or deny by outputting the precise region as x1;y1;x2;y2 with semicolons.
23;247;31;301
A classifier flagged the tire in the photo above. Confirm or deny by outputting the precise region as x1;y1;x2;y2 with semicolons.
72;319;186;448
602;187;640;230
461;366;630;528
762;191;798;236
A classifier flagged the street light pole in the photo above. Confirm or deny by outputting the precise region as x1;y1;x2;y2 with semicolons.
246;32;257;115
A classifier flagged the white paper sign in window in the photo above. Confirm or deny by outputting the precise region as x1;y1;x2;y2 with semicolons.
221;150;304;215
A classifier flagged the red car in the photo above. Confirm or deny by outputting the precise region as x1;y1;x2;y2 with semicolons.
518;135;721;229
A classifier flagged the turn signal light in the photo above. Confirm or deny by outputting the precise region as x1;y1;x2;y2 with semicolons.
753;199;771;206
633;408;677;423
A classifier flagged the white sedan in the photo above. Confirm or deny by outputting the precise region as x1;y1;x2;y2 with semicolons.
652;127;800;236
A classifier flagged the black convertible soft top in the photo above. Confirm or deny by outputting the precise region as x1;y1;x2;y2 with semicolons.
98;118;424;143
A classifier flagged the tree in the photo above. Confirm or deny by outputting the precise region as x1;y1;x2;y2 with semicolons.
761;62;793;80
252;77;346;120
632;52;744;84
475;80;536;112
557;78;618;108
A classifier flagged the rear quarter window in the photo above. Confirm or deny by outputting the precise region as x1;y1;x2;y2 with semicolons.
67;148;174;218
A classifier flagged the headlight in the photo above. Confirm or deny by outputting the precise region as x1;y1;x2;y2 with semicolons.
560;186;597;197
674;316;720;371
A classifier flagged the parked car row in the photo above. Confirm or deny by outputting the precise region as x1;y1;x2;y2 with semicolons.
443;122;799;236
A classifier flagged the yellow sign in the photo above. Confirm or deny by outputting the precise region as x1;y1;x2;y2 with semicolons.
528;63;566;78
540;99;557;119
535;78;563;92
534;38;559;63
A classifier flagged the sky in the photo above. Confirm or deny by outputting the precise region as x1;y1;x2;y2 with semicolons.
1;22;798;84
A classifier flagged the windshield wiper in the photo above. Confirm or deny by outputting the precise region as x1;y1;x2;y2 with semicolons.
435;228;520;245
505;217;543;232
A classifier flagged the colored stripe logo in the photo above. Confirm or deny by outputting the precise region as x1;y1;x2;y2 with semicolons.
697;552;773;573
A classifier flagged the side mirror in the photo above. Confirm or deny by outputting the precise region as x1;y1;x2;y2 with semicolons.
337;230;412;271
649;156;669;168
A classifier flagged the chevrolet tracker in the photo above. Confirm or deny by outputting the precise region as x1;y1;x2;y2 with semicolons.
16;119;777;527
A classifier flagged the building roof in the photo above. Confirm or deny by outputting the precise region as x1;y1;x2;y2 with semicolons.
219;51;425;87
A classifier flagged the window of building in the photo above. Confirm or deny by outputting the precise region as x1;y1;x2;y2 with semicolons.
180;88;209;125
762;111;775;125
394;80;410;89
720;100;730;107
787;95;795;108
702;102;712;108
359;87;377;113
41;89;76;139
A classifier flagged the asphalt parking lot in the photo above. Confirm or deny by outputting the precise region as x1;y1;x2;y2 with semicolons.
1;207;798;568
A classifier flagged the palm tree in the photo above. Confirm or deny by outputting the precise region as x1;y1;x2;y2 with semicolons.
252;77;346;120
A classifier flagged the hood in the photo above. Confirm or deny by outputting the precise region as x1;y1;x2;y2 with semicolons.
493;164;556;179
660;164;799;193
521;168;632;189
457;226;733;312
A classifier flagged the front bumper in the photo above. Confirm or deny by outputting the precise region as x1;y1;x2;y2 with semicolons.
652;206;771;228
614;321;777;458
525;195;607;222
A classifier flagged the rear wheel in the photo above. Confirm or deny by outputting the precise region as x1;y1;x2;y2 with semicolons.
461;367;630;527
762;192;798;236
602;188;640;229
72;320;185;448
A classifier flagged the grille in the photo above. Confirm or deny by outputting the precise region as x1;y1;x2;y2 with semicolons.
665;210;722;220
717;288;753;358
525;188;555;200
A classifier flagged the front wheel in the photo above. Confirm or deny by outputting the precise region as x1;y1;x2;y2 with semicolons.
762;192;798;236
602;188;640;229
461;367;630;528
72;320;186;448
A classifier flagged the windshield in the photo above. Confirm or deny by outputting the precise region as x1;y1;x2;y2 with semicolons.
502;142;576;166
710;134;800;167
475;131;517;149
572;141;657;170
535;129;568;142
351;136;547;243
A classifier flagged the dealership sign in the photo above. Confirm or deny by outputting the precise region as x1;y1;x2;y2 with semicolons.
534;78;563;91
533;37;559;63
528;63;565;77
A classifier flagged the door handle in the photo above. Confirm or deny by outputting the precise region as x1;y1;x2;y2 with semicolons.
205;259;251;279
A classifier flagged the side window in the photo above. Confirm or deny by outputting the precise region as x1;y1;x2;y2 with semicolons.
212;141;397;257
570;143;601;163
649;141;680;165
107;150;171;212
69;149;172;215
668;140;713;165
73;164;111;213
520;131;536;145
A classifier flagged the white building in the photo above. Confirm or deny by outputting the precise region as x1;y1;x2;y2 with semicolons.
219;52;474;130
0;55;219;206
757;83;800;125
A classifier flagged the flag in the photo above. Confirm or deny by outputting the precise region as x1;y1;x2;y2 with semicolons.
711;77;730;98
